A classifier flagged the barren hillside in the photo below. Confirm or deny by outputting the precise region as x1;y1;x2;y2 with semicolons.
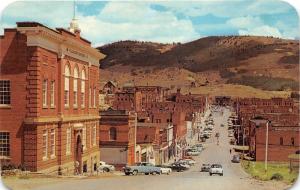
98;36;299;97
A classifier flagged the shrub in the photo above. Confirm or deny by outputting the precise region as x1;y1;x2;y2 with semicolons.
270;173;283;181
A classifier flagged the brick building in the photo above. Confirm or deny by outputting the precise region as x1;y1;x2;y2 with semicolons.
0;21;104;174
249;119;299;161
99;109;136;168
233;97;300;162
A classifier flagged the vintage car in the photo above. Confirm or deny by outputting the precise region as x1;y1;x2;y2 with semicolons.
169;163;189;172
98;161;115;172
123;162;161;175
200;163;211;172
209;164;223;176
156;165;172;175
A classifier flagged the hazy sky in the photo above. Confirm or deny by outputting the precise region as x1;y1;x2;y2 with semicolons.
0;0;299;46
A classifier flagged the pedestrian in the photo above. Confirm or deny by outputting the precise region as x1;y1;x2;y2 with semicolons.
75;160;80;175
230;149;232;154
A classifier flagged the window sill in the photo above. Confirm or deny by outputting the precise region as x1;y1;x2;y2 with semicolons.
42;157;48;161
50;155;56;159
0;105;11;109
42;106;48;109
50;106;56;109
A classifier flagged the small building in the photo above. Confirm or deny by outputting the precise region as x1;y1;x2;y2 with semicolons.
99;109;136;169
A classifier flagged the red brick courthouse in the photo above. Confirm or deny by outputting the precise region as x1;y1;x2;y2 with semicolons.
0;21;105;174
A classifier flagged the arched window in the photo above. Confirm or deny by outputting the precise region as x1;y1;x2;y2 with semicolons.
64;65;70;107
81;69;86;108
280;137;283;145
109;127;117;141
73;67;79;107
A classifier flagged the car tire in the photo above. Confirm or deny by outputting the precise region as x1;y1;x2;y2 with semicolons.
220;173;223;176
209;173;212;176
167;171;170;175
103;168;110;172
132;170;138;175
156;171;161;175
145;173;149;175
125;172;130;176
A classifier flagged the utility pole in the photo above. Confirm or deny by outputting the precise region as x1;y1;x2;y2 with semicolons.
134;112;137;163
264;121;269;173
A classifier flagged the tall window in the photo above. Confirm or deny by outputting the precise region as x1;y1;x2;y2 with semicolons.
109;127;117;141
81;70;86;108
89;87;92;108
50;81;55;107
42;130;48;160
42;79;47;107
73;67;79;107
280;137;283;145
93;87;96;108
0;132;9;157
93;125;97;146
0;80;10;105
50;129;55;157
64;65;70;107
66;128;71;155
82;127;86;150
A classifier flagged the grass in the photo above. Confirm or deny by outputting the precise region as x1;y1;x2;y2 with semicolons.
241;160;299;184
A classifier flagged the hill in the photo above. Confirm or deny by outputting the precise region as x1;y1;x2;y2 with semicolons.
98;36;299;96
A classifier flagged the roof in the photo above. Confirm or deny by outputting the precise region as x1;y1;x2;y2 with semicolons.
16;21;91;45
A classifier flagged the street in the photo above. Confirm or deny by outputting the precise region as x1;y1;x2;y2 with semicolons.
25;107;287;190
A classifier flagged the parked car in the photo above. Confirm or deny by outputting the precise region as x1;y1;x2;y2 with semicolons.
190;146;203;152
200;164;211;172
170;163;189;172
123;162;161;175
98;161;115;172
156;165;172;175
209;164;223;176
179;159;196;166
220;124;224;127
232;154;240;163
187;149;201;156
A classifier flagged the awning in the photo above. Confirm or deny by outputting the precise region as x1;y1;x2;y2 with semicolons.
232;145;249;151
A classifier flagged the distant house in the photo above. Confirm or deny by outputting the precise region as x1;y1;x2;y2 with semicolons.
103;81;117;94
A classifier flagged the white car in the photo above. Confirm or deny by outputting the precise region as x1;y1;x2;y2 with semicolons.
182;159;196;165
187;150;200;156
98;161;115;172
160;166;172;175
209;164;223;176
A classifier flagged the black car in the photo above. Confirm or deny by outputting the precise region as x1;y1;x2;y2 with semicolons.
200;164;211;172
170;163;188;172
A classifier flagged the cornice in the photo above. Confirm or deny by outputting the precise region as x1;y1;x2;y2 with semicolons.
17;26;105;66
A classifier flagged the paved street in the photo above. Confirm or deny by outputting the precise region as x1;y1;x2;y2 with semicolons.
26;107;287;190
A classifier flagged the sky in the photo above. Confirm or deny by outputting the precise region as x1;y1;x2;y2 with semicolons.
0;0;299;47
